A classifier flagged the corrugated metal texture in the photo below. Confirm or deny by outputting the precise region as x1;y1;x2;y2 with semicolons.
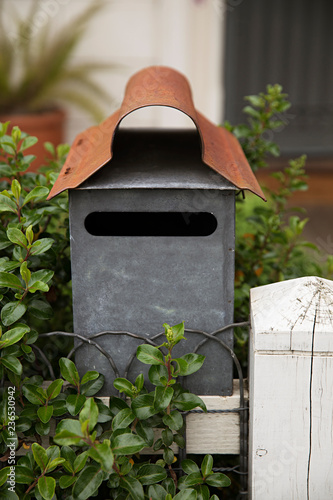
225;0;333;155
48;66;264;199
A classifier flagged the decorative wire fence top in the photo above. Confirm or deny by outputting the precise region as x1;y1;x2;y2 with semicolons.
37;321;250;498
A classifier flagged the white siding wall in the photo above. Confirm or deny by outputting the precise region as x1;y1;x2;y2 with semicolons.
4;0;225;142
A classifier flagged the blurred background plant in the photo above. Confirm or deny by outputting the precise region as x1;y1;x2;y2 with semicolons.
0;0;115;121
0;121;72;379
225;85;333;369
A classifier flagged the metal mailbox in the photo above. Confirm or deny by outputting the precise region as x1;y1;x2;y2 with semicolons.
49;66;264;396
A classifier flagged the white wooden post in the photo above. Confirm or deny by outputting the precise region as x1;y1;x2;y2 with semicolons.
249;276;333;500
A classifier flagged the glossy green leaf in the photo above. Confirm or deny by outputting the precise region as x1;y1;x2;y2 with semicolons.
195;484;210;500
113;377;135;396
205;472;231;487
66;394;86;416
112;432;146;455
59;475;76;489
79;397;99;432
0;324;29;349
148;364;169;386
36;420;51;436
173;489;198;499
88;439;114;472
20;344;32;355
169;321;186;344
37;475;56;500
162;477;176;497
11;180;21;201
136;420;154;447
60;445;76;466
54;419;85;446
46;445;60;462
46;379;63;400
7;228;27;248
148;484;168;500
28;269;54;286
137;464;167;485
20;261;31;284
162;410;183;431
22;384;46;405
136;344;164;365
74;451;88;473
131;394;158;420
32;442;49;471
22;186;48;205
181;459;200;475
173;393;207;412
1;301;27;326
14;465;35;484
162;428;174;447
154;385;173;411
46;457;66;472
0;194;16;213
0;259;20;272
174;433;185;448
15;417;32;432
81;370;99;385
59;357;80;387
135;372;144;391
1;355;22;375
30;238;54;255
112;407;135;430
183;472;204;487
153;437;163;451
201;454;213;478
37;405;53;423
119;475;144;500
0;272;23;290
163;447;174;464
52;398;68;416
0;467;10;487
81;373;104;396
95;400;112;423
25;225;34;246
28;280;49;293
72;466;104;500
109;396;129;416
174;353;205;376
29;300;53;320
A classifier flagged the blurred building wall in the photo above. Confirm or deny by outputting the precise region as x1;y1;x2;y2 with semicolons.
6;0;226;142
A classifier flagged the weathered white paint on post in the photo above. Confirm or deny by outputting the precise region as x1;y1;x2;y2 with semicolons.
249;276;333;499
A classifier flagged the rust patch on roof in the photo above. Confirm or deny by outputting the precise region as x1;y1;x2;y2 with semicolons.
48;66;265;200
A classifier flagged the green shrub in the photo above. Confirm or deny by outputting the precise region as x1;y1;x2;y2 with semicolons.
1;83;333;498
225;85;333;362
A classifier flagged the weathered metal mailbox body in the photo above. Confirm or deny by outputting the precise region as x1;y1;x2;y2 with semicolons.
49;66;264;396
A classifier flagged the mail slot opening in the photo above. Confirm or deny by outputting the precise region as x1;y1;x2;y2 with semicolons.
84;212;217;236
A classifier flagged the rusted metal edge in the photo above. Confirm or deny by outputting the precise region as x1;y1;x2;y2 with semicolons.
48;66;265;200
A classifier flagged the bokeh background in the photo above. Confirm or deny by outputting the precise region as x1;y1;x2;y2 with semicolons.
2;0;333;247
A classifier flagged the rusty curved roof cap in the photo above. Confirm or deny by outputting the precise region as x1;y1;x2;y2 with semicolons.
48;66;265;200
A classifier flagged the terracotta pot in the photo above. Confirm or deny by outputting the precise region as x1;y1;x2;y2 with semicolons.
0;108;66;172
